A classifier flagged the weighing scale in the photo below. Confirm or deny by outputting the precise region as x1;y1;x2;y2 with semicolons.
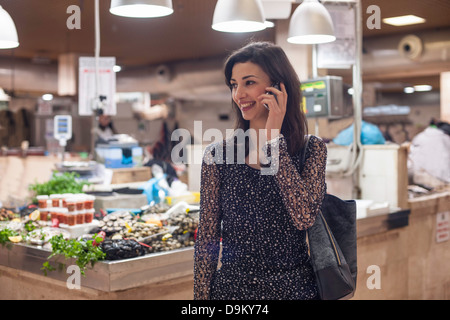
53;115;72;162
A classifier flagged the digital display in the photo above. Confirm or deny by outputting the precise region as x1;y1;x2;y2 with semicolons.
54;115;72;142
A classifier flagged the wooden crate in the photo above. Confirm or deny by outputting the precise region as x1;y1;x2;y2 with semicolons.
110;167;151;184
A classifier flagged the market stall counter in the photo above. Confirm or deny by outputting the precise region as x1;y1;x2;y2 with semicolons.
1;191;449;300
0;199;199;299
353;190;450;300
0;242;194;299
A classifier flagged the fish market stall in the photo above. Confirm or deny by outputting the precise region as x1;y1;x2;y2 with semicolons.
0;242;195;299
0;200;199;299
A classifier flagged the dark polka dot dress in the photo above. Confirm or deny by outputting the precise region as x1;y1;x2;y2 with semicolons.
194;135;327;300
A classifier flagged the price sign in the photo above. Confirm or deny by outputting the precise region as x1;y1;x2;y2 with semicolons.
78;57;116;116
436;211;450;243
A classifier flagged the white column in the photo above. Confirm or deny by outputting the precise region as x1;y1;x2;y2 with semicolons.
441;72;450;122
274;19;312;81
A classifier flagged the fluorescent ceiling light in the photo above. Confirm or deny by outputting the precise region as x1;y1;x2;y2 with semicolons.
404;87;414;94
0;5;19;49
287;0;336;44
383;15;426;27
413;84;432;92
42;94;54;101
110;0;173;18
212;0;266;33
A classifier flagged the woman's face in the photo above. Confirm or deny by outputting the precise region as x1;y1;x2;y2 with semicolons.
230;62;271;123
99;115;111;127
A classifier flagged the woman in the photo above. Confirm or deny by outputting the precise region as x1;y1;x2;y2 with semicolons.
95;114;117;142
193;41;327;300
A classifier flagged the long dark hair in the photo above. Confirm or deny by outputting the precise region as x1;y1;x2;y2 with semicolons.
224;41;308;156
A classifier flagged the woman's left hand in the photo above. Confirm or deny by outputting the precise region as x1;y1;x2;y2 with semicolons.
259;82;287;140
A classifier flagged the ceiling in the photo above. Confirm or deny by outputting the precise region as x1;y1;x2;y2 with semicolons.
0;0;275;67
360;0;450;37
0;0;449;68
0;0;449;98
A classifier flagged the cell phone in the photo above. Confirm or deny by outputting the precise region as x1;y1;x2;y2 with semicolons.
264;82;280;110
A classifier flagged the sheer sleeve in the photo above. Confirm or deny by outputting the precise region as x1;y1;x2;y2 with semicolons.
264;135;327;230
193;144;222;300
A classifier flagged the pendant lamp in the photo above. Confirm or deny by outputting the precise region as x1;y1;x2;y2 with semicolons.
0;88;11;101
110;0;173;18
0;5;19;49
212;0;266;33
287;0;336;44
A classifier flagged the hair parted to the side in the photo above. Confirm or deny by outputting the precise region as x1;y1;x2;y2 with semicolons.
224;41;308;156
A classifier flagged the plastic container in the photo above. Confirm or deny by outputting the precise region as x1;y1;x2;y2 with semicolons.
65;208;75;226
66;200;76;212
84;195;95;210
57;208;68;225
61;193;73;208
40;209;49;222
50;194;62;207
50;209;59;221
76;210;85;224
85;209;94;223
36;195;49;209
74;195;86;224
75;198;85;211
66;200;76;225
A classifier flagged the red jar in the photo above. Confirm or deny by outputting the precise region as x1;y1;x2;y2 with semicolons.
40;210;49;222
51;210;58;221
85;209;94;223
76;212;85;224
57;211;67;225
84;195;95;210
50;194;61;208
36;195;49;209
66;201;76;225
66;213;75;226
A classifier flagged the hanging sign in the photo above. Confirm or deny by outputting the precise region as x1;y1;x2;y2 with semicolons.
436;211;450;243
317;3;356;69
78;57;116;116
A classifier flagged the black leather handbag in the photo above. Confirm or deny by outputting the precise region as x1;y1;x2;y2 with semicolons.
302;136;357;300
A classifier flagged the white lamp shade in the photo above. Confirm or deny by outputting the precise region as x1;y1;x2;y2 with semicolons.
212;0;266;33
0;88;11;101
287;0;336;44
110;0;173;18
0;6;19;49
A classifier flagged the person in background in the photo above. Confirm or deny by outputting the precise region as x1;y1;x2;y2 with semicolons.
144;141;178;184
95;113;118;143
193;41;327;300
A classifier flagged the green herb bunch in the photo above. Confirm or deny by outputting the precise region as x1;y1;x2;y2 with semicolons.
29;171;90;198
42;234;106;276
0;228;18;246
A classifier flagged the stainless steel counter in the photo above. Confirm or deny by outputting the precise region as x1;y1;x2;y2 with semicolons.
0;207;412;298
0;242;194;292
